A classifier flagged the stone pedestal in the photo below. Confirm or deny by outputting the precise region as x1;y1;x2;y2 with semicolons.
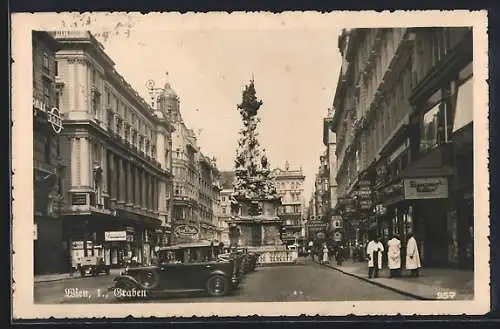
228;197;284;250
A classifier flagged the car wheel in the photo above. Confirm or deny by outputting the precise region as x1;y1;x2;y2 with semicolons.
205;275;229;297
137;269;159;289
80;270;85;277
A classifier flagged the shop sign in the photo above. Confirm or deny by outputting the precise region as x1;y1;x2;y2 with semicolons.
337;197;354;207
333;231;343;242
358;199;372;210
104;231;127;241
404;177;449;200
33;98;63;134
33;224;38;240
174;224;199;237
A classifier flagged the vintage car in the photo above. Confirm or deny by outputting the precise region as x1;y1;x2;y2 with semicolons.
110;241;242;299
77;256;110;277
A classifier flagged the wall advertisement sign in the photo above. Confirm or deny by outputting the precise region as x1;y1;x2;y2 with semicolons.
174;224;200;237
33;97;63;134
404;177;449;200
104;231;128;242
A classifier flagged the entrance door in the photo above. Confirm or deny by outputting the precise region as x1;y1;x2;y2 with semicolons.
422;200;448;267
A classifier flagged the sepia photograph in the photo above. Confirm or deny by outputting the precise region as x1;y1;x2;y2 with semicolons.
11;10;489;318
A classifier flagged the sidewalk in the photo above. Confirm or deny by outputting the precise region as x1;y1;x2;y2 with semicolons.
317;259;474;300
35;268;124;283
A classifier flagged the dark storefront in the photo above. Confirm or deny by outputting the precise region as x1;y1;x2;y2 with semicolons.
63;209;163;269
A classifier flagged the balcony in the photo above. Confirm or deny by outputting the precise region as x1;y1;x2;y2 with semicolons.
34;159;57;175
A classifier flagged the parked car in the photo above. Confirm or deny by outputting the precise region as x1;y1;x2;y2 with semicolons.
77;256;110;277
110;241;241;300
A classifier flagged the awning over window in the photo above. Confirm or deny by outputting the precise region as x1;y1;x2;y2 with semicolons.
453;76;473;133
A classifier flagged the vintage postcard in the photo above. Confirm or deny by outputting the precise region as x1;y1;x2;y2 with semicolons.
11;10;489;319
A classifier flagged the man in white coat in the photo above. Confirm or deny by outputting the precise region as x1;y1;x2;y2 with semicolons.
405;233;421;277
366;235;384;278
387;234;401;278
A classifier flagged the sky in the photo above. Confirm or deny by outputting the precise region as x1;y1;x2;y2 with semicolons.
28;12;343;199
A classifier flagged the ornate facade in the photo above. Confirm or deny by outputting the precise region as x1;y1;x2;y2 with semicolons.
51;30;175;269
272;162;306;245
163;80;222;243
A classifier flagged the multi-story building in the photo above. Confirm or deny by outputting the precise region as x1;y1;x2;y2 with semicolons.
218;171;235;245
322;108;343;243
51;30;175;269
165;81;221;243
331;27;473;268
272;162;306;246
32;31;65;274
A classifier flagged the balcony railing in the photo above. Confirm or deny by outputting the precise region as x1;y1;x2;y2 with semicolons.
256;249;299;265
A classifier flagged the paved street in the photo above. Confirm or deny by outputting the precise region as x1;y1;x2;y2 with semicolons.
35;262;414;304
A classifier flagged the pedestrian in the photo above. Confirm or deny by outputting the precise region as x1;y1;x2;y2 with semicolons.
405;233;421;277
387;233;402;278
366;235;384;278
308;240;314;260
322;243;329;264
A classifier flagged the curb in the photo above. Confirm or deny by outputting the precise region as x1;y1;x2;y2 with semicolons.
35;270;123;284
315;261;431;301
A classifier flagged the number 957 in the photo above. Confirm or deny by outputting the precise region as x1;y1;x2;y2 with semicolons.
436;291;457;299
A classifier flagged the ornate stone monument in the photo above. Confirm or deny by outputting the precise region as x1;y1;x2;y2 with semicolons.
228;79;287;262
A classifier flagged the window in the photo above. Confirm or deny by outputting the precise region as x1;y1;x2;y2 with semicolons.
44;135;52;164
43;80;50;106
106;109;114;129
91;69;97;86
42;52;49;71
92;93;100;118
419;103;440;154
106;90;111;107
54;60;58;76
452;69;473;133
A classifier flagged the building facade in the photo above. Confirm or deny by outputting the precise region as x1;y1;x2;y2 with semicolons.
51;30;175;270
331;27;473;269
272;162;306;245
164;81;222;243
32;31;65;274
218;171;235;245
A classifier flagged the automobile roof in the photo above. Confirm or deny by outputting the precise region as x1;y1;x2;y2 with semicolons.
158;241;213;251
